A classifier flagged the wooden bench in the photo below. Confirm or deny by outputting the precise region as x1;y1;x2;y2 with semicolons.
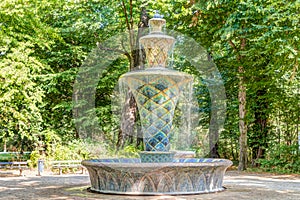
51;160;85;175
0;161;28;176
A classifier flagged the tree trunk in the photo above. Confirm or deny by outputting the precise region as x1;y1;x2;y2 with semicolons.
3;140;6;152
238;66;247;171
134;7;148;148
297;78;300;154
209;111;220;158
133;7;148;69
209;142;220;158
251;89;268;167
230;132;236;160
207;53;220;158
117;92;137;150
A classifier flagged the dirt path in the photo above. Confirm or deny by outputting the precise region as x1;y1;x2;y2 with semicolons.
0;170;299;200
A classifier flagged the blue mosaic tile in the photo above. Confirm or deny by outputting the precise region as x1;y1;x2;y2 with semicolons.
155;119;165;129
148;126;158;135
148;138;158;149
155;132;165;141
131;77;181;152
145;143;152;151
155;143;165;151
140;85;158;98
161;125;171;134
139;152;175;163
163;101;173;111
161;138;169;146
156;108;165;118
155;83;167;91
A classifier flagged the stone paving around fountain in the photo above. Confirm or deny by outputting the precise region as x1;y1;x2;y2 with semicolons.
0;170;300;200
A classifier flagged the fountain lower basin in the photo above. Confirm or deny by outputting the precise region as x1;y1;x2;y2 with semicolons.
82;158;232;195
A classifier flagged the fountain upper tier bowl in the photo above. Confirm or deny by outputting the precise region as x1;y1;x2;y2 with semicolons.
82;158;232;195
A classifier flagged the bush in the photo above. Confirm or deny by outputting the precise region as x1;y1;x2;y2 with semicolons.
258;144;300;173
28;138;108;169
112;144;140;158
47;139;99;161
29;151;41;168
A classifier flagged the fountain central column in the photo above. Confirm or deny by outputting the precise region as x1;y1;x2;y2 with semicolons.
119;16;193;162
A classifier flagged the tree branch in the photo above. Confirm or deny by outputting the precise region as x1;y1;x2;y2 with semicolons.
97;42;130;59
228;40;238;52
241;38;246;50
129;0;135;44
121;0;135;69
121;0;131;31
290;50;298;81
129;0;134;30
120;39;131;60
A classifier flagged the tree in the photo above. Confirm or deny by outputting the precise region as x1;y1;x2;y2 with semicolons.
93;1;150;149
0;0;57;151
187;0;299;170
1;0;298;170
148;0;299;170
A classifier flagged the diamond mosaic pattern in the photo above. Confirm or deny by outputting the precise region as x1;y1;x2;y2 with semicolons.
139;152;174;163
141;37;175;68
133;76;179;151
120;72;193;153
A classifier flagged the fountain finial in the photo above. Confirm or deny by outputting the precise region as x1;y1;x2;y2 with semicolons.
153;10;163;18
140;13;175;68
149;12;166;33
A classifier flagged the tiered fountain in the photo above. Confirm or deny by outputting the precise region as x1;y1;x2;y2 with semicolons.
82;14;232;195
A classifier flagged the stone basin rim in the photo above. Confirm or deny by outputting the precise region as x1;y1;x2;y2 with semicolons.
82;158;233;168
119;68;193;77
82;158;232;195
140;34;175;40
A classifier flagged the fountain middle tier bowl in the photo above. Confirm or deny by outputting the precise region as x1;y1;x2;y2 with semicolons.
82;158;232;195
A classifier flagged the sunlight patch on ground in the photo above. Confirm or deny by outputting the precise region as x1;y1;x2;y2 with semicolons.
37;186;61;190
20;181;40;186
0;186;8;191
275;190;295;193
236;183;266;187
5;187;23;190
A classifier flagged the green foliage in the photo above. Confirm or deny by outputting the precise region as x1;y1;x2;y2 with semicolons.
43;139;101;165
50;142;84;161
29;139;105;168
0;0;51;151
0;0;298;174
149;0;299;168
0;152;31;162
258;144;300;174
113;144;140;158
29;151;41;168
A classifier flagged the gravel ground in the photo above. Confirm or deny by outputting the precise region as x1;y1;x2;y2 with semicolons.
0;170;300;200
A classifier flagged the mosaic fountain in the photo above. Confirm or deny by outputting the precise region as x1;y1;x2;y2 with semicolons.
82;15;232;195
